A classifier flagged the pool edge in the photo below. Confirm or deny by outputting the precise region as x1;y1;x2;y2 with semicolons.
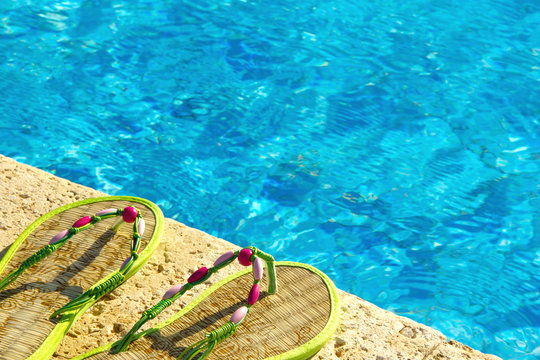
0;154;502;360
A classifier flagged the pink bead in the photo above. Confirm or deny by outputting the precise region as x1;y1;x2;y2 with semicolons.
188;267;208;283
230;306;248;324
95;208;117;217
120;256;131;271
138;217;145;236
214;251;234;267
72;216;91;228
247;283;260;305
122;207;138;223
253;258;264;280
163;284;183;300
49;229;69;245
238;248;253;266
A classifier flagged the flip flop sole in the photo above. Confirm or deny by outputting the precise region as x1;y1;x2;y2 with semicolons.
76;261;340;360
0;196;164;360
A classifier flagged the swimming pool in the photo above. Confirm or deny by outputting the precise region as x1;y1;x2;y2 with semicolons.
1;0;539;358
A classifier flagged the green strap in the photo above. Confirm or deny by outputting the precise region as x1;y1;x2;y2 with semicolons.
50;211;144;318
118;214;144;276
0;212;122;293
115;246;276;354
0;208;144;319
0;225;83;292
246;246;277;294
114;264;210;353
178;322;237;360
115;295;181;353
0;243;57;292
50;272;125;318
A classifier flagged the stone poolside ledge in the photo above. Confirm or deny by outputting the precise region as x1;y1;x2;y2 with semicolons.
0;155;501;360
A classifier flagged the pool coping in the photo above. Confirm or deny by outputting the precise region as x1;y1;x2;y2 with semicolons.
0;154;502;360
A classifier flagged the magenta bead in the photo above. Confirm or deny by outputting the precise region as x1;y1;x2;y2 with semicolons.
253;258;264;280
247;283;260;305
95;208;117;217
238;248;253;266
72;216;91;228
163;284;183;300
138;217;146;236
214;251;234;267
122;207;138;223
230;306;248;324
49;229;69;245
188;267;208;283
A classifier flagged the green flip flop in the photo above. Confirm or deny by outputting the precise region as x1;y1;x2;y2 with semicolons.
0;196;164;360
73;247;340;360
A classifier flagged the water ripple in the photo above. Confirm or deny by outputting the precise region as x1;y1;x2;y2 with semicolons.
1;1;540;358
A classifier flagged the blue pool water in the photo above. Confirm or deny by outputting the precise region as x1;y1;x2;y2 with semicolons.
1;0;539;358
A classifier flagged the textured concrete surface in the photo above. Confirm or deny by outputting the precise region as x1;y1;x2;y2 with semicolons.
0;154;501;360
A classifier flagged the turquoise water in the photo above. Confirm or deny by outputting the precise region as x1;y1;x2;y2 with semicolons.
1;0;539;358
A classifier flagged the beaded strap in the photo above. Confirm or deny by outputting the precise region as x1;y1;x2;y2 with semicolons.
50;206;146;318
179;321;237;360
114;246;277;356
0;206;145;319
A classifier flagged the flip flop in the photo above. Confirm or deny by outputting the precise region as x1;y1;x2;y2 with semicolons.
73;246;340;360
0;196;164;360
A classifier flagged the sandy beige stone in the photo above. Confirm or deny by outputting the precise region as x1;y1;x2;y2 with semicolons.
0;154;501;360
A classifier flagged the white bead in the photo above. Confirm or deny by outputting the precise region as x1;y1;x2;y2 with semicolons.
253;258;264;280
138;218;145;236
230;306;248;324
163;284;183;299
